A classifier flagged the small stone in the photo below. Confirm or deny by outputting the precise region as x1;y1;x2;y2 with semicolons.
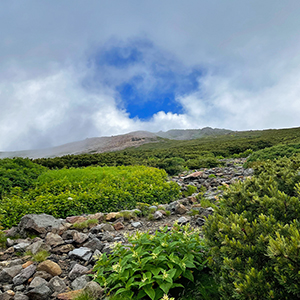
83;238;104;251
177;217;189;225
14;294;29;300
57;290;83;300
82;281;104;299
72;232;89;244
68;247;93;262
22;261;33;269
14;285;25;292
113;222;124;231
71;275;90;290
52;244;75;254
68;264;89;281
49;276;67;293
131;222;142;228
105;212;121;221
66;216;87;224
37;260;62;277
13;264;36;285
29;277;48;289
26;284;52;300
90;224;115;233
26;241;51;255
196;218;206;226
175;204;188;215
33;271;53;281
45;232;64;247
0;265;23;283
153;211;163;220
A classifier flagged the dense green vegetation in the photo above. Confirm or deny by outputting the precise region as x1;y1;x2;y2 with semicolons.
0;165;179;228
0;157;46;198
2;127;300;299
204;156;300;299
33;127;300;174
245;142;300;167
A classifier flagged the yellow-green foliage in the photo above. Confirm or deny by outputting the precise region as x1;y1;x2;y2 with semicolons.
203;156;300;299
0;165;180;228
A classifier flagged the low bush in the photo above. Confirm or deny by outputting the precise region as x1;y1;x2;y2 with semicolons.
93;224;207;300
0;165;180;228
203;156;300;299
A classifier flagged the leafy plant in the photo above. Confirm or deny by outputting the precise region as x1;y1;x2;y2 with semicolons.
93;223;207;300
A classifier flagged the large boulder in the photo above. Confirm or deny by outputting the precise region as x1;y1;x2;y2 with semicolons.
18;214;64;238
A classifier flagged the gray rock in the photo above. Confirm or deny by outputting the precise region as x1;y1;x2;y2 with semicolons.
49;276;67;293
2;285;13;292
244;168;254;176
196;218;206;226
71;275;91;290
0;259;23;268
68;264;89;281
73;232;89;244
26;284;52;300
26;241;51;255
83;238;104;251
68;247;93;261
13;242;31;252
131;222;142;228
0;265;23;283
29;277;48;289
32;271;53;281
6;238;14;248
45;232;64;247
0;292;14;300
90;224;115;233
153;211;163;220
18;214;63;237
82;281;104;299
14;294;29;300
177;217;189;225
13;264;36;286
14;285;25;292
101;244;113;255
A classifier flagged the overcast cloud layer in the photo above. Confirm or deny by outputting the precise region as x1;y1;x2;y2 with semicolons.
1;0;300;150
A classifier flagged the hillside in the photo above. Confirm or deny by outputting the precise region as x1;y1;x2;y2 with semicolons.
0;128;232;159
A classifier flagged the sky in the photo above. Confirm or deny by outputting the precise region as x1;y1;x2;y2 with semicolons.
1;1;300;151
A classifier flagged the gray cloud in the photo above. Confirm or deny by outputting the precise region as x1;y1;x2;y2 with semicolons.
1;0;300;150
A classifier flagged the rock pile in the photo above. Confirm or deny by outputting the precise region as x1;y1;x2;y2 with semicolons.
0;159;253;300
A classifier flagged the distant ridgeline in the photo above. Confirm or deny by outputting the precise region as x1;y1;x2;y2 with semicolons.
31;127;300;174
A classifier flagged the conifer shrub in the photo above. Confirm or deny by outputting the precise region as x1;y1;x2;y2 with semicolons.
203;156;300;299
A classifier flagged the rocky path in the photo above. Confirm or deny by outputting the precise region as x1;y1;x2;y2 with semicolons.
0;159;253;300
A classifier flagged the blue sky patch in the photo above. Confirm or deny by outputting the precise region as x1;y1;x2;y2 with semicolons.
88;39;204;120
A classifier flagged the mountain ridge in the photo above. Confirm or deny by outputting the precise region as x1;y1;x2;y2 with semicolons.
0;127;232;159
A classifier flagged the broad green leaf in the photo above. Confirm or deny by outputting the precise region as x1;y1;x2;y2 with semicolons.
144;285;156;300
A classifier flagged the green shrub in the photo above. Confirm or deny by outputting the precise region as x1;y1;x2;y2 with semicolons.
0;165;180;228
0;158;47;198
245;143;300;167
93;224;207;300
203;156;300;299
183;185;197;197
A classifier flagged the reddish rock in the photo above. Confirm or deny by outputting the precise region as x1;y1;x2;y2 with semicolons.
113;222;125;231
66;216;87;224
57;290;83;300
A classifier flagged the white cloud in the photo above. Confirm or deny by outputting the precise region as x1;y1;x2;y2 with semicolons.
1;1;300;150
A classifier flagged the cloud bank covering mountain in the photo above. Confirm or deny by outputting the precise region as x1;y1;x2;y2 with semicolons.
1;1;300;151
